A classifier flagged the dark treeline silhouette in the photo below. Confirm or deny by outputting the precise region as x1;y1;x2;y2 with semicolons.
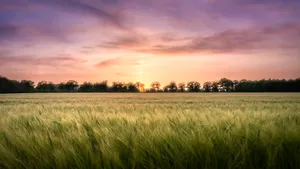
0;76;35;93
1;76;300;93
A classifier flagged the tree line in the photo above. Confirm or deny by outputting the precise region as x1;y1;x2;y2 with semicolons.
0;76;300;93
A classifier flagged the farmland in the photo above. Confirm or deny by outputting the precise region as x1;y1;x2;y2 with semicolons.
0;93;300;169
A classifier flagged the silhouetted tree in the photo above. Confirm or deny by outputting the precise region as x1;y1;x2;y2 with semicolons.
65;80;79;92
203;82;212;92
150;81;161;92
58;82;66;92
219;78;233;92
135;82;145;92
93;81;108;92
0;77;35;93
127;82;139;92
295;78;300;92
163;85;169;92
169;82;177;92
20;80;35;92
36;81;56;92
212;81;219;92
0;76;21;93
178;82;186;92
36;81;47;92
79;82;93;92
233;78;300;92
233;80;239;91
111;82;127;92
164;81;177;92
48;82;56;92
187;81;200;92
1;75;300;93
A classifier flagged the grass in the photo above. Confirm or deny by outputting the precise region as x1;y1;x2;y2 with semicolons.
0;93;300;169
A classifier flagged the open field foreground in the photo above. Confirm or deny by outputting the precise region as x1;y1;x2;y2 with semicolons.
0;93;300;169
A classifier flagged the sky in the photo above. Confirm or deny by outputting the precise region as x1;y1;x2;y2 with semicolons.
0;0;300;87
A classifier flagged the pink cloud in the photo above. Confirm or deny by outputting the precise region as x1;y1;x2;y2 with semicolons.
95;57;141;68
0;54;86;67
138;22;300;56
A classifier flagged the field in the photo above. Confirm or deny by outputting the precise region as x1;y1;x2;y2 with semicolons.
0;93;300;169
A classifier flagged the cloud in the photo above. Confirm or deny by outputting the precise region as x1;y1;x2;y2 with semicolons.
206;0;300;17
0;54;85;67
0;23;69;43
95;57;141;68
0;0;129;45
95;58;120;67
0;0;126;43
160;33;192;42
44;55;84;62
0;4;43;10
140;22;300;55
101;36;148;49
32;0;125;29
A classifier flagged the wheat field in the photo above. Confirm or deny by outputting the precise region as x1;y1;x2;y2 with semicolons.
0;93;300;169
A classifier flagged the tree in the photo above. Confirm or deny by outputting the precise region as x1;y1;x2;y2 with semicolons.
20;80;35;92
235;79;247;92
164;81;177;92
47;82;56;92
233;80;239;91
111;82;126;92
150;81;161;92
163;85;169;92
0;77;35;93
169;81;177;92
212;81;219;92
65;80;79;92
219;78;233;92
127;82;139;92
79;82;93;92
1;75;300;93
58;82;66;92
295;78;300;92
36;81;55;92
178;82;185;92
187;81;200;92
93;81;108;92
36;81;48;92
203;82;212;92
135;82;145;92
0;76;21;93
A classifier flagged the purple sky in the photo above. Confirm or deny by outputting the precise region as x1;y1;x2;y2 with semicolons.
1;0;300;87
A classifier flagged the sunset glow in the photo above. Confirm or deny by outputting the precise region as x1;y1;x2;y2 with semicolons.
1;0;299;87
